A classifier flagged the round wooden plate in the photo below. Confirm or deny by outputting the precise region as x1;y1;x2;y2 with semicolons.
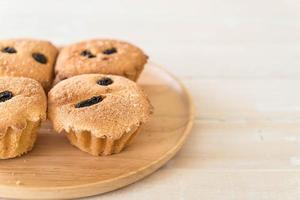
0;62;195;199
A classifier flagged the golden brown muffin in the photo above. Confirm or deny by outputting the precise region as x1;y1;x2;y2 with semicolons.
0;38;59;90
48;74;153;156
0;77;47;159
54;39;148;83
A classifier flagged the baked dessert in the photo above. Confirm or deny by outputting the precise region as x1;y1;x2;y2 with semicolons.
54;39;148;83
0;38;58;90
48;74;153;156
0;77;47;159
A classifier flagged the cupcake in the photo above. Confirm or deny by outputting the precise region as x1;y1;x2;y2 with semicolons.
0;38;59;90
0;77;47;159
48;74;153;156
54;39;148;83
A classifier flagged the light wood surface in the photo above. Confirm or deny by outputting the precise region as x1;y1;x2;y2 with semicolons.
0;63;194;199
0;0;300;199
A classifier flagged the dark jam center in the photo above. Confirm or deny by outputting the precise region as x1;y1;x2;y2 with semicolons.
75;96;103;108
80;50;96;58
32;53;47;64
97;77;113;86
102;47;117;55
0;91;13;103
2;47;17;54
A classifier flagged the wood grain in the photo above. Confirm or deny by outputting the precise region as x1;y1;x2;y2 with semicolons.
0;63;194;199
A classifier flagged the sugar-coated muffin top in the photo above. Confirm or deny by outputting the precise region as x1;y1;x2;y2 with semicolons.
48;74;153;139
54;39;148;82
0;76;47;136
0;38;58;89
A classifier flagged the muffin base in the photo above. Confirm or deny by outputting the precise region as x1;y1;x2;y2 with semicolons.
53;68;142;85
0;121;40;159
123;68;143;81
66;126;141;156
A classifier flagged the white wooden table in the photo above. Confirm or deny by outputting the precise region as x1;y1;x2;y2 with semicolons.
1;0;300;199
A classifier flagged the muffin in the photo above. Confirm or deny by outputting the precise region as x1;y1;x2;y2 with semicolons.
0;38;59;90
0;77;47;159
48;74;153;156
54;39;148;83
